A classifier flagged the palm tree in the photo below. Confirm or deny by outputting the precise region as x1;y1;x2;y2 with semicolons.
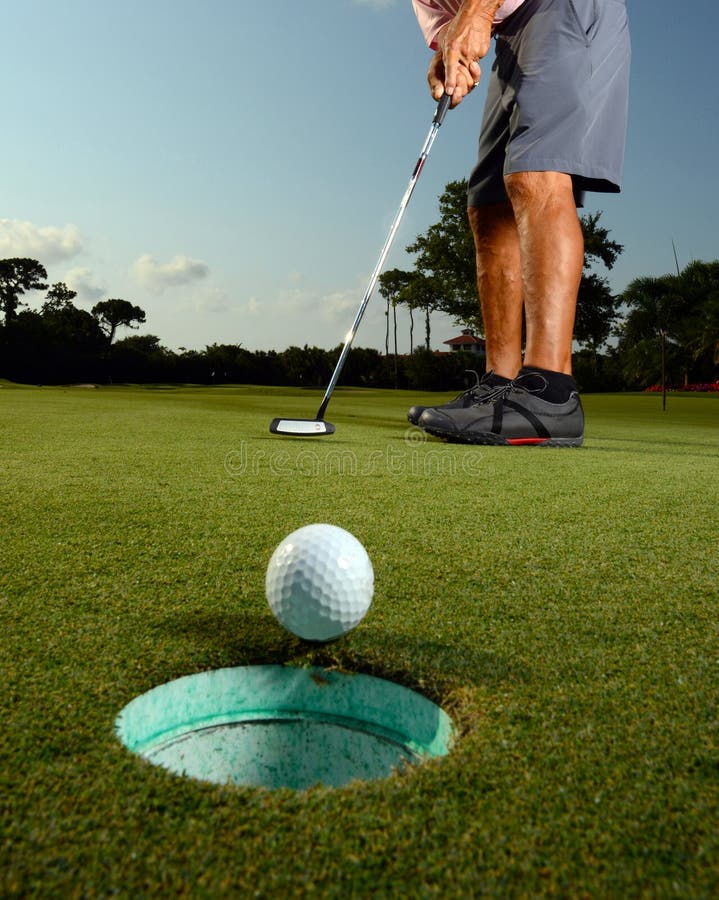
378;269;414;386
618;274;683;387
404;272;444;351
675;260;719;374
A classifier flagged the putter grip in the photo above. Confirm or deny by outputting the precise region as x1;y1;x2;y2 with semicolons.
433;93;451;126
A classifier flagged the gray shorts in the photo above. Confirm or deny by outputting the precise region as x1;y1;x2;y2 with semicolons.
467;0;631;207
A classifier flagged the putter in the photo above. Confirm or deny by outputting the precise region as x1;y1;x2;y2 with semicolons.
270;92;451;436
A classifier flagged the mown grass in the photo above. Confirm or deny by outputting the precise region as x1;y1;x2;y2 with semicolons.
1;382;718;897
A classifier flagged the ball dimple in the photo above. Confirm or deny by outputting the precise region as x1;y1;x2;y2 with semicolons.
265;524;374;641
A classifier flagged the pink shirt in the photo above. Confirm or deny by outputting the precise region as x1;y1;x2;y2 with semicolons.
412;0;527;49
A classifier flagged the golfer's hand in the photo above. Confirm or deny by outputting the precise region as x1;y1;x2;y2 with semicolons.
440;5;495;103
427;43;479;108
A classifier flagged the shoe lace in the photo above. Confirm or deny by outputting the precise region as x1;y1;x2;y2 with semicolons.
471;372;548;408
509;371;549;396
459;369;504;401
448;369;483;402
472;370;521;405
472;372;549;424
479;381;514;404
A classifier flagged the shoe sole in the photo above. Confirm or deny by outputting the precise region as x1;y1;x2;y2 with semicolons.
423;427;583;448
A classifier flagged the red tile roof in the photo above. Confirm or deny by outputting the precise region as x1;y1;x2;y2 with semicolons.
444;334;485;346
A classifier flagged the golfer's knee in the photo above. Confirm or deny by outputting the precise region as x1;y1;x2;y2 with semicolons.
467;202;513;252
504;171;574;213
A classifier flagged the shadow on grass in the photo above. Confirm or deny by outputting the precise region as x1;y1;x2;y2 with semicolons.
158;609;529;703
155;608;299;664
254;435;356;447
339;628;528;691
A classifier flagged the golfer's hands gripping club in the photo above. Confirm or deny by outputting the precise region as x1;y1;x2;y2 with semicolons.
428;0;500;107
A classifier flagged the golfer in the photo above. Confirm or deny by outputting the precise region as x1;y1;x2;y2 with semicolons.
409;0;630;446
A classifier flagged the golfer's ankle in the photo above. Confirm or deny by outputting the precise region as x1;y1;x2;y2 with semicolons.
486;357;521;380
518;365;577;403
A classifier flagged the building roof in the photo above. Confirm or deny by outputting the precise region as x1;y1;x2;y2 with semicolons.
443;331;485;347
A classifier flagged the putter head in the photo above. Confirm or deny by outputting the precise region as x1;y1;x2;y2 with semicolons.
269;418;335;436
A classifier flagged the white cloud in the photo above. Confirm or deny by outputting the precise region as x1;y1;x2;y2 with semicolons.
193;287;230;314
133;253;209;293
275;286;311;315
319;289;360;323
268;281;364;327
64;266;106;304
0;219;83;263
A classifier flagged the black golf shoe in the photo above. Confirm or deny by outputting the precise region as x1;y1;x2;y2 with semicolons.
407;371;507;426
417;373;584;447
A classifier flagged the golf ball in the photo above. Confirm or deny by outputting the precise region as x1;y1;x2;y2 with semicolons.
265;524;374;642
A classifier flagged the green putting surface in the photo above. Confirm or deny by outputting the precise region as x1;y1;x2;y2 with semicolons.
1;383;718;896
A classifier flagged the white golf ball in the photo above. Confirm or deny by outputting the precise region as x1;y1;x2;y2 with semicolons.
265;524;374;642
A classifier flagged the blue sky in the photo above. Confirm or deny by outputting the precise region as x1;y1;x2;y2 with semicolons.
2;0;717;353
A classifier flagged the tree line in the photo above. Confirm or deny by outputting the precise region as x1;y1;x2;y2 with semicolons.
0;259;464;389
1;183;717;391
375;180;717;390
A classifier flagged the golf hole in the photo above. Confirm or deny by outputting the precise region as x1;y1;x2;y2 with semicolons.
116;665;455;790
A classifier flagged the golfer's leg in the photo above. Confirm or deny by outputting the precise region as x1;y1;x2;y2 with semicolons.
504;171;584;376
467;202;523;380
